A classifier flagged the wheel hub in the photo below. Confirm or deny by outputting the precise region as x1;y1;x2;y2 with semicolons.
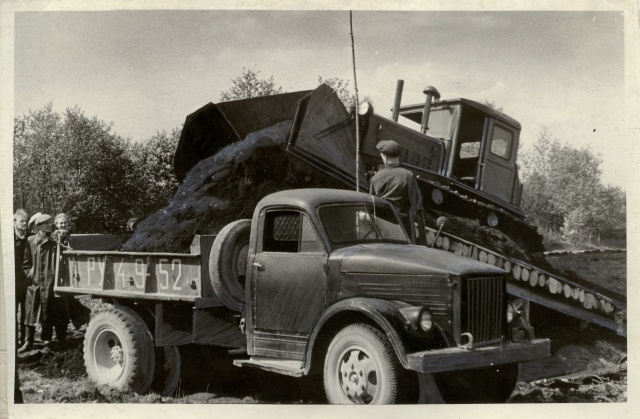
93;329;127;382
339;349;378;404
110;345;124;363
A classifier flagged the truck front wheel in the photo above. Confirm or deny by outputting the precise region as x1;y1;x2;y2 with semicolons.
323;324;401;404
83;308;155;394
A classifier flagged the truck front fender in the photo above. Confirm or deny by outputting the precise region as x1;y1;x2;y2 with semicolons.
303;297;426;374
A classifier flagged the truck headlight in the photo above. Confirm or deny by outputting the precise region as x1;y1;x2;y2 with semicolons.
399;306;435;334
419;309;434;332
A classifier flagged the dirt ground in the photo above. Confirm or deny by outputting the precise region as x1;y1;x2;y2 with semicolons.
14;250;627;405
544;250;626;296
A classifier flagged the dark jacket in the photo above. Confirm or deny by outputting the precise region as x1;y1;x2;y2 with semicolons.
14;232;29;292
369;164;423;216
23;233;58;324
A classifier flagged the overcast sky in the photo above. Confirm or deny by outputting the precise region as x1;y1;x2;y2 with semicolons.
13;8;628;188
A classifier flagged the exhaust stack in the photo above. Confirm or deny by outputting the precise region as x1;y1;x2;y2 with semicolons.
391;79;404;122
420;86;441;134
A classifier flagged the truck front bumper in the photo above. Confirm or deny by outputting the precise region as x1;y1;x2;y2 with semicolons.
406;338;551;374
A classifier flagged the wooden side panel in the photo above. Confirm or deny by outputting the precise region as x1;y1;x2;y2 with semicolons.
57;251;202;301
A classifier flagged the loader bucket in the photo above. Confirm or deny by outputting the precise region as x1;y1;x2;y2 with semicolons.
174;90;311;182
287;84;368;191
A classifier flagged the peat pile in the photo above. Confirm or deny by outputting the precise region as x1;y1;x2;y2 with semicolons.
122;121;302;252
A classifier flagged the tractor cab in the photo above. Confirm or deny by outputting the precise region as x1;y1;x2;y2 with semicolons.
397;97;523;208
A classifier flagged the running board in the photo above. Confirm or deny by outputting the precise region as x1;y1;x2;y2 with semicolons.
233;356;305;377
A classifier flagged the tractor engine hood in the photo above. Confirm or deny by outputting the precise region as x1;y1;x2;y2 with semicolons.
331;243;505;277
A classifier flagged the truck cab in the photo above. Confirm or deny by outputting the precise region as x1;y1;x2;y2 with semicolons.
237;188;549;403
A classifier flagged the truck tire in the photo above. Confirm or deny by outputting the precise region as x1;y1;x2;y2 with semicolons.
83;308;155;394
209;219;251;311
324;323;401;404
434;363;519;403
152;346;181;397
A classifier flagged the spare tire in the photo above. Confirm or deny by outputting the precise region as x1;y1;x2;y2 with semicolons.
209;219;251;311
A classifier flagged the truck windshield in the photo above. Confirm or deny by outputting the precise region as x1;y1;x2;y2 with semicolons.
318;202;409;246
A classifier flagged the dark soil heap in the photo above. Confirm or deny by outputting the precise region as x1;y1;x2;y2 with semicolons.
122;121;299;252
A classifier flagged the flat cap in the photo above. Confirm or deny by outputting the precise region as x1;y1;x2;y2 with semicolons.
28;212;42;229
375;140;401;157
33;213;52;226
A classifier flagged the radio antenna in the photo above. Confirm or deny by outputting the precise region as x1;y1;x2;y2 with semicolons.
350;11;361;192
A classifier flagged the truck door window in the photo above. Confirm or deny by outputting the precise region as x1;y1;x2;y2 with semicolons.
490;125;513;160
263;211;323;253
300;215;324;253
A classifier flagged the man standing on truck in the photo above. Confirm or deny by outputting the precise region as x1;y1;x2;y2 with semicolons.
369;140;423;243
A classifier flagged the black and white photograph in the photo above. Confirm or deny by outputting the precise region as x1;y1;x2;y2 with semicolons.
1;0;636;417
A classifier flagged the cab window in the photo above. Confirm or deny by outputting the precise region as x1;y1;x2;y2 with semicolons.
262;210;324;253
490;125;514;160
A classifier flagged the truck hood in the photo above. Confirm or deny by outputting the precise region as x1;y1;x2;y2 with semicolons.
331;243;505;277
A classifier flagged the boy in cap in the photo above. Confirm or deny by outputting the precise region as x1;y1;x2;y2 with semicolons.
369;140;423;242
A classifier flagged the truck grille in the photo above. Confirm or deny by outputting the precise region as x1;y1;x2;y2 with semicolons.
463;276;505;344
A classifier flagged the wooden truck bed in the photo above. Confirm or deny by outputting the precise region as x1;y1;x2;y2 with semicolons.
55;235;223;306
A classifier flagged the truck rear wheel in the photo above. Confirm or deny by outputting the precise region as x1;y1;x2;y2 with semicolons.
83;308;155;394
323;323;400;404
209;219;251;311
152;346;181;397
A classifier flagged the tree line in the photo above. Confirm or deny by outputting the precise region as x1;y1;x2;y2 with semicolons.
13;69;626;246
519;128;625;245
13;103;179;233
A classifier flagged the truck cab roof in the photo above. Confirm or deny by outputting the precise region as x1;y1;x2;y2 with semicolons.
255;188;390;213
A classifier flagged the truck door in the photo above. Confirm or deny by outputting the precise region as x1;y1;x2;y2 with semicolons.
478;121;518;203
251;209;327;359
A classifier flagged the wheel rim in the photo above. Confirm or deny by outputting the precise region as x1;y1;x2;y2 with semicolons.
337;346;379;404
92;328;127;383
233;242;249;286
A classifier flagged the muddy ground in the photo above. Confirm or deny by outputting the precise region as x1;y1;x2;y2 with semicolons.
15;250;627;405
